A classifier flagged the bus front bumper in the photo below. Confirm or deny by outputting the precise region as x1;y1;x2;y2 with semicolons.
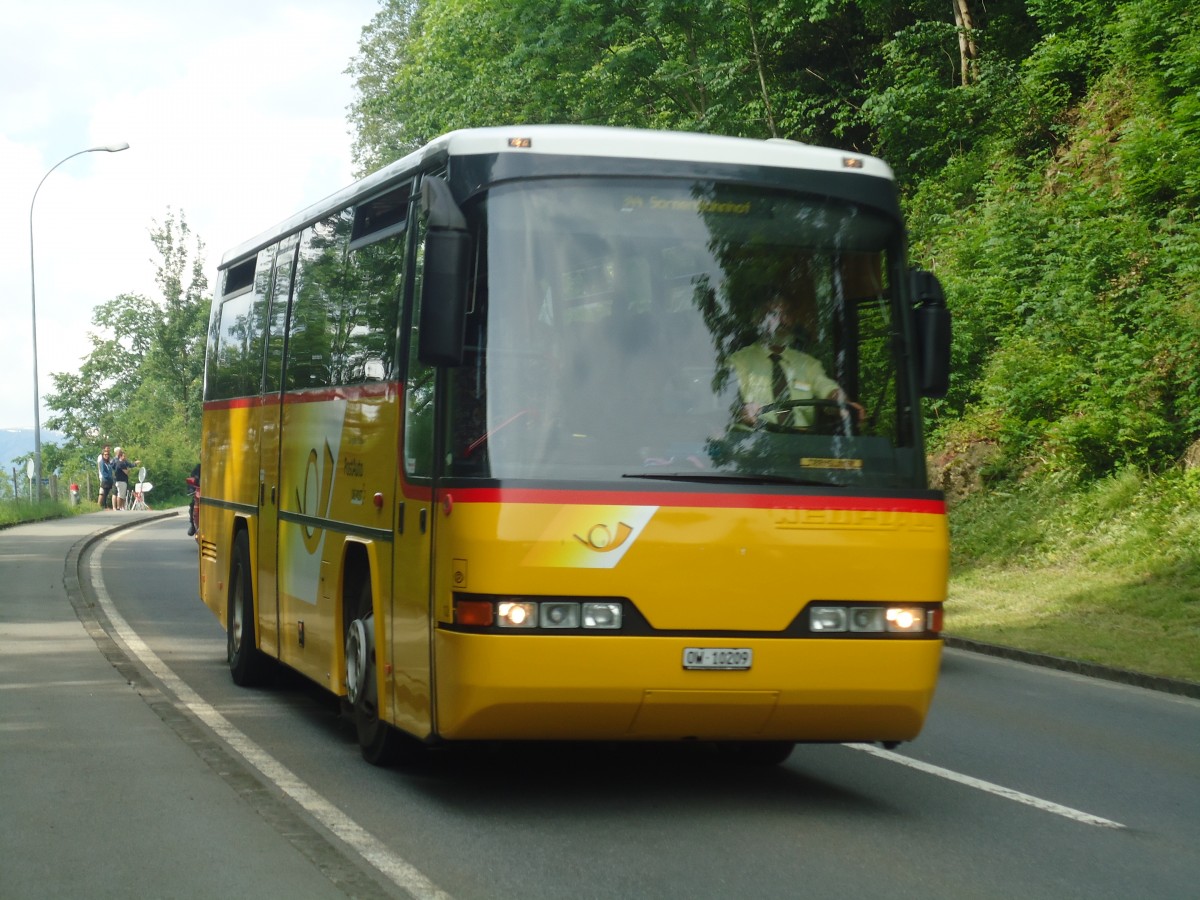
432;632;942;744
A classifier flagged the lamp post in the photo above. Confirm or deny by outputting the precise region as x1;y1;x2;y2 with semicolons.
28;142;129;503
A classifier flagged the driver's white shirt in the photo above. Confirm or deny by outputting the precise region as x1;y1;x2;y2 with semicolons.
729;344;840;427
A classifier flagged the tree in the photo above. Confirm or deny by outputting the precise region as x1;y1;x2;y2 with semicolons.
43;210;209;494
346;0;1029;169
143;209;208;431
346;0;424;171
45;292;158;444
343;0;1200;481
951;0;980;86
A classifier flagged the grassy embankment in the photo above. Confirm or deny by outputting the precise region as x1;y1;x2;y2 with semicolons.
0;495;189;529
0;499;88;528
946;468;1200;684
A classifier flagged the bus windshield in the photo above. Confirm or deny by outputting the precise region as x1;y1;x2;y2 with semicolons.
445;176;923;489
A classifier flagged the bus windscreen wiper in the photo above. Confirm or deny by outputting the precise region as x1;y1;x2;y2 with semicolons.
622;472;844;488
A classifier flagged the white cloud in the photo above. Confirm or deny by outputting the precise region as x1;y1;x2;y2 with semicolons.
0;0;379;429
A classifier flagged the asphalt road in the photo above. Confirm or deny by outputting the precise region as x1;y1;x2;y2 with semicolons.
6;513;1199;898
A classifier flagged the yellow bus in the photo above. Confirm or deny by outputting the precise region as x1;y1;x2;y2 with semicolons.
198;126;952;766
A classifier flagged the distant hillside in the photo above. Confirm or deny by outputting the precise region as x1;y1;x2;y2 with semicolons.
0;428;65;472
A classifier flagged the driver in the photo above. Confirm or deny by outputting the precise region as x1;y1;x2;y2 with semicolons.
728;292;864;429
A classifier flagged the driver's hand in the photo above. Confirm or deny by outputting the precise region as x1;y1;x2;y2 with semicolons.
829;389;866;424
740;402;764;425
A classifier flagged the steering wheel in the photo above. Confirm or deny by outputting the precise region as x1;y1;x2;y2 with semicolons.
757;398;859;435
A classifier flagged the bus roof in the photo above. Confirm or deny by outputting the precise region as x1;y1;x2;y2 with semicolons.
219;125;896;270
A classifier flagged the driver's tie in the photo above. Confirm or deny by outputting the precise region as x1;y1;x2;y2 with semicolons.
770;348;791;425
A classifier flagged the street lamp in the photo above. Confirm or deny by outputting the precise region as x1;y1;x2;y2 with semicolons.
28;142;129;502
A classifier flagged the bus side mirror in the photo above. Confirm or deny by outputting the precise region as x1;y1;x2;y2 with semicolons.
418;177;471;367
910;269;951;399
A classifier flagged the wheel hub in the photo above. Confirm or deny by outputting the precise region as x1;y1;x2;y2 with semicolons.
345;617;374;706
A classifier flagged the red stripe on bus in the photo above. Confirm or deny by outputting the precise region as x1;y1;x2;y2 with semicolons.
437;486;945;514
203;382;399;411
203;396;264;411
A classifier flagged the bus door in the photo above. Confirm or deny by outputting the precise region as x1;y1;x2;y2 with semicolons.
257;236;299;659
390;212;437;739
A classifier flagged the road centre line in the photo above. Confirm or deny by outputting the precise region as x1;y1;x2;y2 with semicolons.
844;743;1125;829
91;534;454;900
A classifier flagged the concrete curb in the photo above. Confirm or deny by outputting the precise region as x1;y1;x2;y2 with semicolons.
54;508;399;899
943;634;1200;700
64;510;180;686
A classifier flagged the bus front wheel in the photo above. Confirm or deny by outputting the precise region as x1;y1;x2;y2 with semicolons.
345;579;417;766
228;529;270;686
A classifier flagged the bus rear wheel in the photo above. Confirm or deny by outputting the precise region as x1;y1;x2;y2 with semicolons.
228;529;270;686
344;579;420;766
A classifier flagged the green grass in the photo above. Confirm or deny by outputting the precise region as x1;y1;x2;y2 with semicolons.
948;468;1200;683
0;493;189;528
0;498;90;528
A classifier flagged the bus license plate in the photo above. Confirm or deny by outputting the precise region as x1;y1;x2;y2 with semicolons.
683;648;753;670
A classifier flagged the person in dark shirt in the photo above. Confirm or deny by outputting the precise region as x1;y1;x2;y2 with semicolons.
187;463;200;536
96;446;114;509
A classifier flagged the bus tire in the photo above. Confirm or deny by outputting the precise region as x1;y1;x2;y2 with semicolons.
716;741;795;766
345;578;415;767
228;529;270;686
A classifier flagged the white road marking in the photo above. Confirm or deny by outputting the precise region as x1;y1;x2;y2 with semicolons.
95;526;1124;887
92;536;454;900
844;743;1126;829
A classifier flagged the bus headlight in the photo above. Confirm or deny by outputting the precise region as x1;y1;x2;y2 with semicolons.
540;602;581;629
582;602;622;629
454;595;627;631
810;607;848;632
849;607;887;632
886;607;926;633
497;600;538;628
808;604;932;634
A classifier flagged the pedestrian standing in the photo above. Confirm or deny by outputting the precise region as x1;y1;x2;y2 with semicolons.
96;446;114;509
111;447;141;511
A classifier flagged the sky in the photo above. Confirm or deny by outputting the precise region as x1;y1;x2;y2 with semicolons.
0;0;382;430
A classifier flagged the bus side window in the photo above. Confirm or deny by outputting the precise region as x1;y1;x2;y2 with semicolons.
264;239;298;394
209;248;270;402
289;213;351;389
210;289;256;400
342;236;404;384
405;221;436;478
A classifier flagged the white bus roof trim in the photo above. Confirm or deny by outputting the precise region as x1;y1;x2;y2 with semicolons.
219;126;895;270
